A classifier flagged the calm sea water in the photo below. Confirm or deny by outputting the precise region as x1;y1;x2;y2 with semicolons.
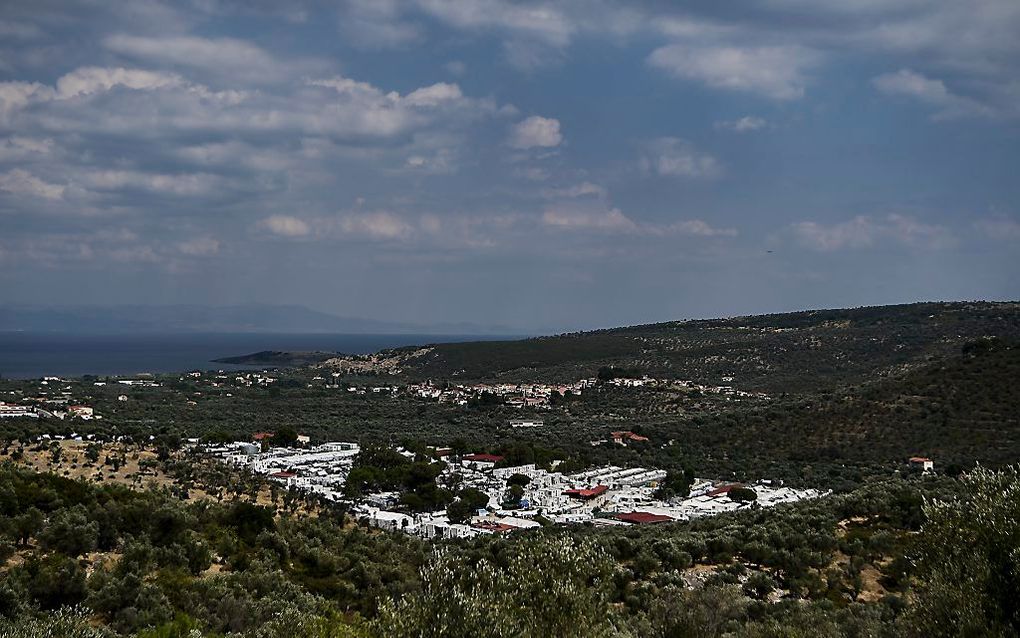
0;333;517;379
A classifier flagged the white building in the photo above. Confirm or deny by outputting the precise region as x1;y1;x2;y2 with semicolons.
509;419;544;428
0;403;37;418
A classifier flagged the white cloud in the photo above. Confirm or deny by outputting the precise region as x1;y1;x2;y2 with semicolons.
103;34;298;83
501;38;564;71
543;182;607;199
83;170;221;196
55;67;184;99
8;136;54;153
308;76;498;138
445;60;467;76
790;214;953;251
648;45;818;100
338;0;422;49
0;65;509;159
515;167;551;181
541;203;736;238
542;207;636;232
0;82;55;121
872;69;992;119
509;115;562;149
0;68;186;125
0;60;524;232
177;236;220;256
261;215;311;237
403;82;463;106
404;148;456;173
414;0;574;47
395;1;1020;112
174;141;290;172
0;169;65;200
339;211;414;240
0;20;43;40
668;219;738;237
641;138;721;179
0;136;55;161
975;215;1020;241
715;116;767;132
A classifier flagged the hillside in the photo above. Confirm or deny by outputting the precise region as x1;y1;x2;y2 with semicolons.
373;301;1020;393
650;337;1020;482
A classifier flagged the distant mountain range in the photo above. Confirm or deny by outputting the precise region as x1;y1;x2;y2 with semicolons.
0;304;518;335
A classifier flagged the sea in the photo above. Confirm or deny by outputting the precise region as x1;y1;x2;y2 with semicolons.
0;333;519;380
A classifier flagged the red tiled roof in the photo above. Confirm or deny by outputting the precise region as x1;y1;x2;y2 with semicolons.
610;430;649;442
909;457;931;463
269;471;296;479
252;432;274;441
472;521;515;533
464;453;504;463
706;484;740;497
612;511;673;524
564;485;609;499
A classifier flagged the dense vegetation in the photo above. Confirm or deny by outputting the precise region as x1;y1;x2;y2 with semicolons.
4;334;1017;491
1;461;1018;637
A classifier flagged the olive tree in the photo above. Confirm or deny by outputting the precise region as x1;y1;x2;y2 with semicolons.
376;535;621;638
906;465;1020;637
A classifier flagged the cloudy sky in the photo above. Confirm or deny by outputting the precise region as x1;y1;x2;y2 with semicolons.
1;0;1018;331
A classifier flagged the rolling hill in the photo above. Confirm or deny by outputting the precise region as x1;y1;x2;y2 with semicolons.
369;301;1020;393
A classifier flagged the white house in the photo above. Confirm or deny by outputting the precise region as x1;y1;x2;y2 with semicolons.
909;457;934;472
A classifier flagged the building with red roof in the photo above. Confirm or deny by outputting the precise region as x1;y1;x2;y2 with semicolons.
612;511;674;525
461;453;505;470
611;431;649;445
463;453;504;463
706;484;740;498
909;456;934;471
563;485;609;500
471;520;516;534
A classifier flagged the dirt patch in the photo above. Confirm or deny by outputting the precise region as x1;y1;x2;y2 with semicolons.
856;563;887;602
0;440;322;520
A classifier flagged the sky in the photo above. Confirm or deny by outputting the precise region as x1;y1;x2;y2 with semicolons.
0;0;1018;332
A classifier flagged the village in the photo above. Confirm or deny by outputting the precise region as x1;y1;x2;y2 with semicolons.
207;436;826;540
1;367;767;429
301;372;767;409
397;374;767;408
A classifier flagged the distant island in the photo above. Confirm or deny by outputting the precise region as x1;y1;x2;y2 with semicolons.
211;350;338;366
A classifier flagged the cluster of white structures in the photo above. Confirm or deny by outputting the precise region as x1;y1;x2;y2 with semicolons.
0;402;40;418
210;440;824;540
170;370;277;389
403;380;596;408
399;375;767;409
1;398;99;420
603;376;768;400
208;441;360;502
